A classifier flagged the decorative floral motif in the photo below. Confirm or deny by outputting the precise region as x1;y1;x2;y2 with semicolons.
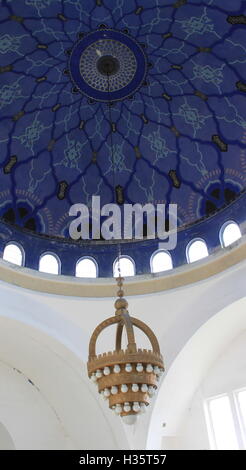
199;181;242;218
79;39;137;93
193;64;224;86
147;131;169;160
0;34;21;54
179;103;207;133
107;144;128;173
63;139;83;170
1;201;41;233
19;120;45;151
70;28;146;102
0;81;22;109
0;0;245;237
181;10;214;36
25;0;54;9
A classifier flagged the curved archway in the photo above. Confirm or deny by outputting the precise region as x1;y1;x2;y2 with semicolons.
113;256;135;277
0;291;130;450
39;253;60;275
76;257;98;278
0;422;15;450
147;297;246;450
186;239;208;263
3;243;24;267
220;221;241;248
150;250;173;273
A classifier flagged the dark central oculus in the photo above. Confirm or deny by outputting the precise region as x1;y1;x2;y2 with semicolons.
68;28;147;102
97;55;120;76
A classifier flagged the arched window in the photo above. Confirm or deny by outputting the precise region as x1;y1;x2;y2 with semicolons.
113;256;135;277
39;253;60;275
151;250;173;273
76;257;97;278
220;221;241;248
3;243;24;266
187;239;209;263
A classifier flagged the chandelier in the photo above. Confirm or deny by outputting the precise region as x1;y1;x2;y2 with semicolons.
87;276;164;424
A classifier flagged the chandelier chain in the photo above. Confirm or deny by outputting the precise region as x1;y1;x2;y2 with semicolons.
107;73;122;280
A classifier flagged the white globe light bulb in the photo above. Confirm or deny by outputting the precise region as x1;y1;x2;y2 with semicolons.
125;363;132;372
113;364;121;373
136;363;143;372
103;366;110;376
132;383;139;392
141;384;148;393
146;364;153;373
96;369;102;378
123;402;131;413
103;388;110;397
121;414;137;425
121;384;128;393
133;402;140;412
111;386;118;395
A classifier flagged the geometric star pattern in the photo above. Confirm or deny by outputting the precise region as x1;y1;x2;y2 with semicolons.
0;0;246;237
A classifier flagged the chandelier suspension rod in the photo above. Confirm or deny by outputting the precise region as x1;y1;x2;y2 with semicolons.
106;72;122;279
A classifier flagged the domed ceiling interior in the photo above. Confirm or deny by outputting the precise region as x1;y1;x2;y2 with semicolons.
0;0;246;239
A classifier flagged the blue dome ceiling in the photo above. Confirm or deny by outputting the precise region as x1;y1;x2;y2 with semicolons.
0;0;246;237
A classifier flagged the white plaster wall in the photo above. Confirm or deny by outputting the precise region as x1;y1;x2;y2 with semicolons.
0;316;129;450
164;331;246;450
148;297;246;449
0;361;70;450
0;422;15;450
0;254;245;449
